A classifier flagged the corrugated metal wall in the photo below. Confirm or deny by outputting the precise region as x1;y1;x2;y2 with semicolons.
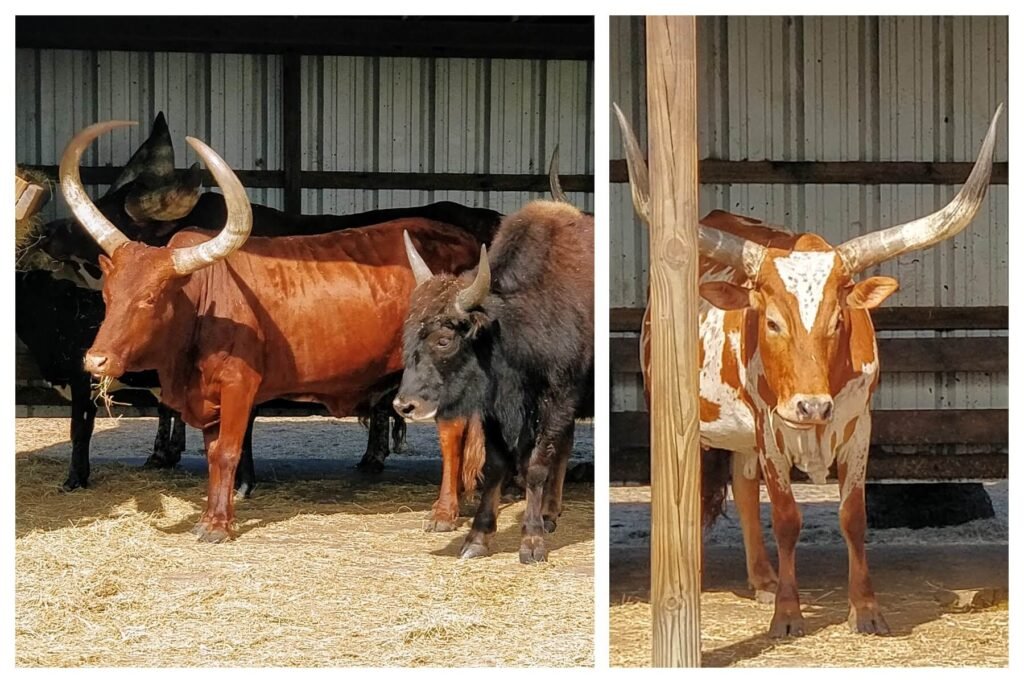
15;48;594;224
610;16;1008;413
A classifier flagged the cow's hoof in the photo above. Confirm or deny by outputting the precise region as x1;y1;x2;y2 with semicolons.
458;539;490;559
61;477;86;492
144;451;180;469
542;517;558;534
355;456;386;474
234;482;255;499
518;536;548;564
768;611;806;638
192;522;233;543
424;516;460;532
849;606;890;635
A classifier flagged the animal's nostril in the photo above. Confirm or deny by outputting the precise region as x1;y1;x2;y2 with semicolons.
796;400;810;418
822;402;834;420
393;398;417;417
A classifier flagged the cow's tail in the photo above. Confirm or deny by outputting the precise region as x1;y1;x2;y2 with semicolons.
461;413;486;495
701;447;732;529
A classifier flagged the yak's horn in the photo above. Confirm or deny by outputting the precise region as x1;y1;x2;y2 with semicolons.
403;230;434;286
456;245;491;312
549;144;569;203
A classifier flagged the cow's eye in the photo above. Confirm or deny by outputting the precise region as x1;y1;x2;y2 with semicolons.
766;318;781;334
436;336;451;349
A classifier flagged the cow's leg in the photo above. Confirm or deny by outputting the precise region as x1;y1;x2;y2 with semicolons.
763;460;805;637
234;411;257;498
459;421;509;559
541;422;574;534
426;417;467;532
520;398;577;564
838;461;889;635
194;383;256;543
356;400;392;473
732;453;778;603
63;374;97;491
145;404;184;469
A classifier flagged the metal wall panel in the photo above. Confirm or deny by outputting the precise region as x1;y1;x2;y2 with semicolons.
16;48;593;224
16;48;284;219
610;16;1008;412
300;54;594;214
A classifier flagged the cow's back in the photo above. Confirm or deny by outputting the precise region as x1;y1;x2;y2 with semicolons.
172;219;480;415
489;201;594;395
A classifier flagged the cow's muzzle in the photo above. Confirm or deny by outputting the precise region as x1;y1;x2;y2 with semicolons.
83;351;124;378
392;395;438;422
777;394;834;427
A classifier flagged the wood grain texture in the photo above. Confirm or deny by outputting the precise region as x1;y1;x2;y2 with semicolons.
609;159;1010;185
610;335;1008;374
645;16;702;667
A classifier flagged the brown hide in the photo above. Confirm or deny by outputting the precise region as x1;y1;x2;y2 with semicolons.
91;218;481;429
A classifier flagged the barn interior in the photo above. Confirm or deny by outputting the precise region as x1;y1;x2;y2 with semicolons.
14;15;595;667
608;16;1008;667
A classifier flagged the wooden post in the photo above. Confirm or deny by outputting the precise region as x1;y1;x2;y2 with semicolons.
646;16;702;667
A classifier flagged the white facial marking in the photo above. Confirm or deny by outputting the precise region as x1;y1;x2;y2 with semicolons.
772;251;837;331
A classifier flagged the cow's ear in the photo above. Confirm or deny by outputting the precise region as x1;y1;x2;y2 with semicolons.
847;276;899;310
465;310;492;338
98;254;114;276
699;281;752;310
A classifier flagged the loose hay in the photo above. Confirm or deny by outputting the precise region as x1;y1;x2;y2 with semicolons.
15;167;57;272
16;419;594;667
610;486;1007;667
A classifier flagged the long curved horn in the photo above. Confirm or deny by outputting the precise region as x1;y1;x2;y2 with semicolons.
170;137;253;275
59;120;138;256
403;230;434;285
612;103;650;222
613;102;767;280
548;144;569;203
456;245;490;312
837;104;1002;275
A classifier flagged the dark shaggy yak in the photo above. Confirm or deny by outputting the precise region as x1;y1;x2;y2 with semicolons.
395;200;593;563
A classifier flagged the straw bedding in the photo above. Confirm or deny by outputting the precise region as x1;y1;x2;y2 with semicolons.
15;417;594;667
609;485;1007;667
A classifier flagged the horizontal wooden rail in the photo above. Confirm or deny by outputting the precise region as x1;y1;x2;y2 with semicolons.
22;165;595;194
610;336;1007;375
610;409;1007;450
610;306;1008;334
610;447;1008;483
609;159;1009;185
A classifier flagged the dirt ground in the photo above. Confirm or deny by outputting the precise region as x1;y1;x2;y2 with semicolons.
15;416;594;667
610;484;1008;667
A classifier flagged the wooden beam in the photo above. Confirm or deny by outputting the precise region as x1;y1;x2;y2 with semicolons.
282;53;302;214
609;159;1010;185
21;165;595;194
610;409;1007;451
645;15;701;668
16;16;595;60
610;306;1008;333
610;336;1008;375
610;447;1008;483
